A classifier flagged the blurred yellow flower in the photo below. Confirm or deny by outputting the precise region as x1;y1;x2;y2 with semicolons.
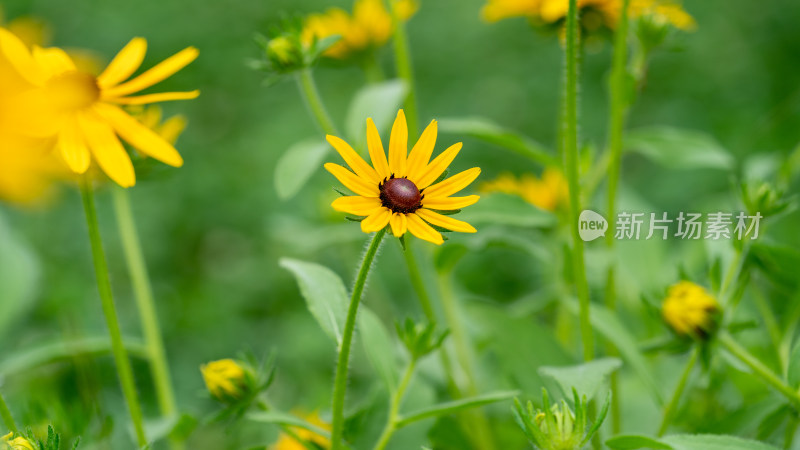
0;29;198;188
201;359;249;402
480;168;567;211
271;411;331;450
662;281;720;338
325;110;480;245
1;433;36;450
302;0;418;59
0;5;50;49
127;105;187;146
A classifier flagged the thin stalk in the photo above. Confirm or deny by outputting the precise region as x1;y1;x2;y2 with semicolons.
362;56;386;84
391;10;419;139
657;346;698;436
0;392;17;434
719;333;800;409
112;187;182;449
562;0;593;361
331;229;387;450
373;359;416;450
751;287;784;373
604;0;632;433
79;177;147;447
296;68;338;136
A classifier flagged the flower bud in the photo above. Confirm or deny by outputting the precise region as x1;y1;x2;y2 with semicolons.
662;281;721;339
2;433;36;450
201;358;252;403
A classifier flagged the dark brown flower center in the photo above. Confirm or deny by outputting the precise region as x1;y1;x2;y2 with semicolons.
379;176;422;214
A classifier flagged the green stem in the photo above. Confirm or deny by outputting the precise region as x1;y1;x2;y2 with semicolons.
79;177;147;447
0;391;17;434
112;187;182;449
752;287;784;374
373;359;416;450
657;346;698;436
331;229;387;450
563;0;593;361
391;10;419;139
719;333;800;409
296;68;338;136
362;55;386;84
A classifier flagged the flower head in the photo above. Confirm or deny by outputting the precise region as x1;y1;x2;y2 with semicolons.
271;411;331;450
1;432;36;450
201;358;252;402
480;168;567;211
0;29;198;187
325;110;480;245
662;281;720;339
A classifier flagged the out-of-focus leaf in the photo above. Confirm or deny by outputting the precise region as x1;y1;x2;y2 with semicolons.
358;307;397;391
280;258;349;346
438;117;557;167
457;193;557;228
625;127;734;170
274;139;330;200
662;434;779;450
345;79;408;148
247;411;331;438
748;240;800;290
787;338;800;388
0;213;40;336
539;357;622;401
395;391;518;428
606;435;672;449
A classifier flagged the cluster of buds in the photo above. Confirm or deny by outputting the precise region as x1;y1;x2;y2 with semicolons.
395;318;449;360
513;388;609;450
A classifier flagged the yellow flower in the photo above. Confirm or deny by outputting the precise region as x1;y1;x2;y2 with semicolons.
0;29;198;188
201;359;250;402
127;105;187;146
0;5;50;49
271;411;331;450
302;0;417;59
1;432;36;450
480;168;567;211
325;109;480;245
662;281;720;338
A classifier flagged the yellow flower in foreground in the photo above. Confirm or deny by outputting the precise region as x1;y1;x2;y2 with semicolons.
481;168;567;211
0;29;198;187
662;281;720;338
325;109;480;245
201;359;249;402
1;433;36;450
271;411;331;450
302;0;417;59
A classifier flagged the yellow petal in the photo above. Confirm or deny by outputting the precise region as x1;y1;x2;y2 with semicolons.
388;109;407;176
107;90;200;105
412;142;462;188
423;167;480;199
324;163;379;197
361;208;391;233
331;196;383;216
94;103;183;167
78;112;135;187
158;115;188;145
97;37;147;88
421;195;479;210
31;45;75;79
57;118;90;173
416;208;477;233
326;134;380;184
366;118;390;179
406;213;443;245
0;27;45;85
101;46;198;98
389;212;408;237
406;119;437;180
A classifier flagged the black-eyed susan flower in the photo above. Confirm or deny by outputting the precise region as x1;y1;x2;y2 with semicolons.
1;432;36;450
302;0;418;60
0;29;198;188
662;281;720;339
271;411;331;450
325;110;480;245
201;358;252;403
480;168;567;211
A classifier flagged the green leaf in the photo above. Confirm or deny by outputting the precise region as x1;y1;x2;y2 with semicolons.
606;435;673;449
787;338;800;388
539;358;622;401
662;434;780;450
0;212;40;336
280;258;349;346
457;193;557;228
274;139;330;200
345;79;408;148
395;391;518;429
624;127;734;170
247;411;332;438
438;117;557;167
358;307;397;390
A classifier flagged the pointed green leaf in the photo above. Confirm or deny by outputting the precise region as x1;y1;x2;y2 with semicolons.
395;391;518;429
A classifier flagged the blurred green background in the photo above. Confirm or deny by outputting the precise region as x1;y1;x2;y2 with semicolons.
1;0;799;448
